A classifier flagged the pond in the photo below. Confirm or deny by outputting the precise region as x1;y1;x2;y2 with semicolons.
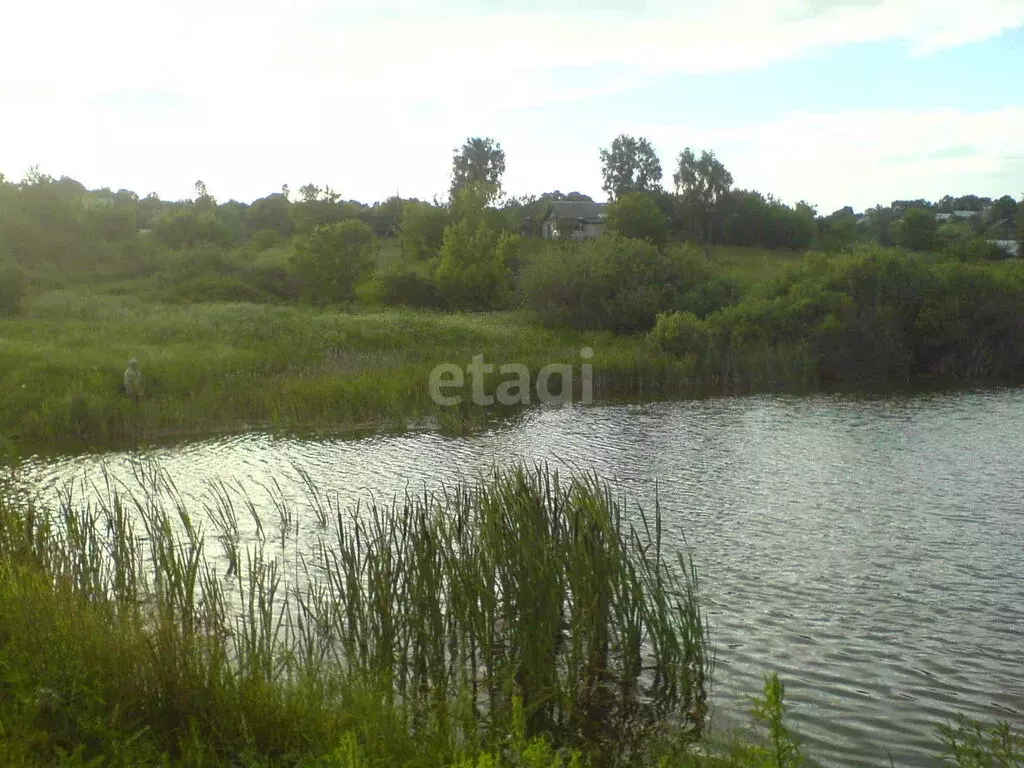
12;389;1024;767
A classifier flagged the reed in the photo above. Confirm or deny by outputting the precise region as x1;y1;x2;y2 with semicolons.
0;463;710;766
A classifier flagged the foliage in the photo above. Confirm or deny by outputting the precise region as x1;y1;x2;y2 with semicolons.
599;135;663;201
943;237;1007;262
521;237;721;333
292;220;378;303
749;674;805;768
893;208;938;252
658;247;1024;390
451;137;506;203
937;714;1024;767
368;266;446;309
434;218;509;310
401;201;451;261
650;311;709;360
605;193;669;246
154;208;234;249
247;193;294;236
816;206;859;252
673;148;734;247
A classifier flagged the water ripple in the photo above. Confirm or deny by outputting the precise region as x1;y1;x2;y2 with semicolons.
14;389;1024;767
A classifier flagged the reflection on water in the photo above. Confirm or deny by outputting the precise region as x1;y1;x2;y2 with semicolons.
15;389;1024;768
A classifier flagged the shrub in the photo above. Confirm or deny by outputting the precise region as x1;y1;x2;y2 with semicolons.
434;219;510;310
400;201;450;261
651;311;709;359
521;237;714;333
166;275;274;304
292;220;378;303
605;192;669;247
370;267;445;309
945;237;1009;262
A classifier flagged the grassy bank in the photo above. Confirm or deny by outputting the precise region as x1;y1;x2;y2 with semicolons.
0;290;688;447
2;240;1021;449
0;464;1019;767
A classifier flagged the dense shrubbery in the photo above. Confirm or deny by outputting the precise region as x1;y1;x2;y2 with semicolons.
367;266;446;308
401;201;451;261
653;247;1024;389
291;220;378;303
605;192;669;246
521;236;739;334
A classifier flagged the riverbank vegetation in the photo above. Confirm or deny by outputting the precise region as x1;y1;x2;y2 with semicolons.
1;145;1022;448
1;464;1020;767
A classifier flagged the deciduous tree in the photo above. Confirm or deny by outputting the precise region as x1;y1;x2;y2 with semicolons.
599;135;663;200
673;148;734;252
291;220;377;302
451;138;506;203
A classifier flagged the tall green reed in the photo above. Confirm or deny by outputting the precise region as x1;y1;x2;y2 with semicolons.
0;463;710;764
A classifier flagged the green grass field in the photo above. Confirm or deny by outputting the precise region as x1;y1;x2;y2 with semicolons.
0;286;690;449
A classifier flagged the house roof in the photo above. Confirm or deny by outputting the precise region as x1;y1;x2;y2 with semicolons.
545;201;607;221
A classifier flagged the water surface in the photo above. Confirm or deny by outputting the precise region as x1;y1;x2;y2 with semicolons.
15;390;1024;767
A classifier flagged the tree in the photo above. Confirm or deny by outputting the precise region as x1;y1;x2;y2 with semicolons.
193;180;216;212
990;194;1018;224
400;201;450;260
599;135;663;201
673;148;734;251
818;206;859;252
450;137;505;203
894;208;937;251
605;193;668;246
247;193;294;236
154;208;232;249
291;220;377;302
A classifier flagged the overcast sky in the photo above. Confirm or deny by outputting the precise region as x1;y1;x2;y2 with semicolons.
2;0;1023;212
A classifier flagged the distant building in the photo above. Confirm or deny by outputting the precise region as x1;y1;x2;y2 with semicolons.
541;201;607;240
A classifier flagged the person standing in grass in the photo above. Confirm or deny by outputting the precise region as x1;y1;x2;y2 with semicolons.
124;358;142;403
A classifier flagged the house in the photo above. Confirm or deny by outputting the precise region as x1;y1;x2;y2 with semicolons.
541;201;607;240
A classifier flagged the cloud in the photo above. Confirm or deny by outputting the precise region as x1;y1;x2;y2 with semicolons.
635;107;1024;211
0;0;1022;203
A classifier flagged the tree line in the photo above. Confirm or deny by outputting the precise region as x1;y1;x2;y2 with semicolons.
1;138;1021;320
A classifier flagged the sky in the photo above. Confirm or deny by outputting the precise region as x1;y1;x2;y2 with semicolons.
1;0;1023;213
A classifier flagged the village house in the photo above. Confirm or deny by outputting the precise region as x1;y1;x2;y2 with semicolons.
541;201;607;240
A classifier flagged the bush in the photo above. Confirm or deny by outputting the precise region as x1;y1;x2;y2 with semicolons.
945;237;1009;262
521;237;717;333
400;201;450;261
165;275;274;304
292;220;378;303
434;220;510;310
0;258;25;316
369;267;445;308
894;208;937;251
651;311;710;359
249;228;283;251
688;247;1024;389
605;192;669;246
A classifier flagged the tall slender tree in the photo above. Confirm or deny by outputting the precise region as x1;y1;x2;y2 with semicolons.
451;137;506;203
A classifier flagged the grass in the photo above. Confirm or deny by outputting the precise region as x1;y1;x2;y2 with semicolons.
0;289;691;448
706;246;808;286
